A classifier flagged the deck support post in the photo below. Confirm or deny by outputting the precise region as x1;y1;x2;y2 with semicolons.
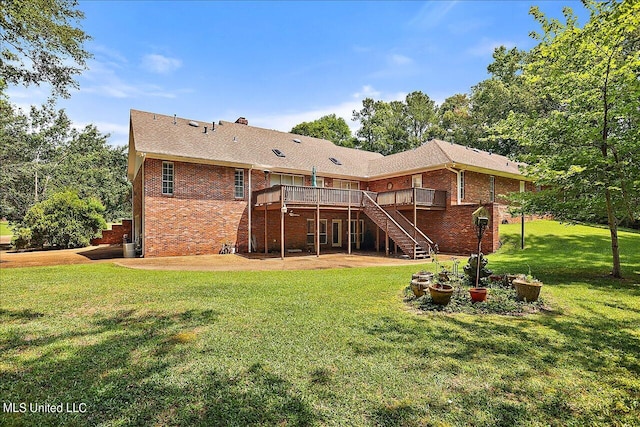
347;192;352;255
264;204;268;255
356;210;361;250
413;187;417;260
385;219;389;256
280;187;285;260
316;201;320;257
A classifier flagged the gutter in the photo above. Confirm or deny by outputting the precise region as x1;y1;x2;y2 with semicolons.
444;165;461;205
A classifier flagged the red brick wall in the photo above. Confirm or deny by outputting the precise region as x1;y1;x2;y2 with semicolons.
143;159;251;257
415;203;499;255
251;208;374;253
91;220;132;245
132;169;143;243
369;170;457;205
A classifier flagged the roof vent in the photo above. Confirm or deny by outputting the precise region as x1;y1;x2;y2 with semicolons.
233;136;238;142
235;117;249;125
329;157;342;165
189;121;199;127
293;138;302;143
272;149;286;158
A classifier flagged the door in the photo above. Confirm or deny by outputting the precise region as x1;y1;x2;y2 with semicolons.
332;220;342;247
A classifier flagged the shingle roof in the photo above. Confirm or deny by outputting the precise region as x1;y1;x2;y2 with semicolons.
129;110;526;181
129;110;382;178
368;139;524;178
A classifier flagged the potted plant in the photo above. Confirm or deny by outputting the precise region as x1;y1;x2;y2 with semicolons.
463;253;492;303
410;270;433;297
428;280;454;305
512;270;543;302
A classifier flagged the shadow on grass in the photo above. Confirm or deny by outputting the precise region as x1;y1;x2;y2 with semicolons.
355;307;640;425
494;230;640;291
0;309;314;426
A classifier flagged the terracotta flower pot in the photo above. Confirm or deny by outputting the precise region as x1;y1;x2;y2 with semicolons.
513;279;542;302
469;287;488;302
410;279;427;297
428;284;454;305
412;272;434;282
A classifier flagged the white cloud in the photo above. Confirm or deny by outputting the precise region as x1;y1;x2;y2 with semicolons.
141;54;182;74
389;54;413;66
466;38;516;57
80;57;189;99
409;1;459;28
251;86;406;134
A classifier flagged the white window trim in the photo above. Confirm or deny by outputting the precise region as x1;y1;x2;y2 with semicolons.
270;173;304;187
234;169;245;199
307;219;327;245
459;170;465;201
412;174;423;188
162;161;174;195
350;219;365;244
333;179;359;190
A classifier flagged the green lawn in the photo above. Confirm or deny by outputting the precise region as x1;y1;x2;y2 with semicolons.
1;221;639;426
0;220;12;237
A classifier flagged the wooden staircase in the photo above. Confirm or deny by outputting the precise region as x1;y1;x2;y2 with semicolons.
361;192;434;260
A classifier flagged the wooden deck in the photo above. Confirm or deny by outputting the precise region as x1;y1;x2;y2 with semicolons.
254;185;446;210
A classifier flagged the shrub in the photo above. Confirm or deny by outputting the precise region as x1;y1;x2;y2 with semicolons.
16;190;107;249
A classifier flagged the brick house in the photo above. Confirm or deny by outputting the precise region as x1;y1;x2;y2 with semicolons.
128;110;533;258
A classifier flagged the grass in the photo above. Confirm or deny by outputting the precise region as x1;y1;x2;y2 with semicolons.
0;220;12;237
1;220;639;426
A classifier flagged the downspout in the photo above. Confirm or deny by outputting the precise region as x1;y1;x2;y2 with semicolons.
248;167;253;253
140;153;146;256
445;166;461;205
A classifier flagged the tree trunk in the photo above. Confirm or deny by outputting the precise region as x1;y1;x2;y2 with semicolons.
605;188;622;278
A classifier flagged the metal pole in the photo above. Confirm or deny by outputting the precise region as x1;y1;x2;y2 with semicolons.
521;211;525;249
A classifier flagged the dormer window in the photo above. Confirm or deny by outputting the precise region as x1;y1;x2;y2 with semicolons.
272;149;286;158
329;157;342;165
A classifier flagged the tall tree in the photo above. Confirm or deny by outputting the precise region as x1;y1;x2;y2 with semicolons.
505;0;640;278
290;114;355;147
0;100;130;222
352;91;438;155
0;0;91;97
470;46;536;156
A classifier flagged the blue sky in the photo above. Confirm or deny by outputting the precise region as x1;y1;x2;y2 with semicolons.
8;1;588;147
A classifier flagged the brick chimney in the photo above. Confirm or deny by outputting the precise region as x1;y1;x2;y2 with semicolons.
235;117;248;125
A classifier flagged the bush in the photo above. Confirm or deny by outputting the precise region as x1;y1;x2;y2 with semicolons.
15;190;107;249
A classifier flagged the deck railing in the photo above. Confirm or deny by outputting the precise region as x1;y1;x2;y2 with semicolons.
255;185;363;207
254;185;446;208
377;188;447;208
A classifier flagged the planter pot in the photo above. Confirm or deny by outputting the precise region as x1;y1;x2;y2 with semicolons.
428;284;454;305
412;272;434;282
469;288;488;303
410;279;428;297
513;279;543;302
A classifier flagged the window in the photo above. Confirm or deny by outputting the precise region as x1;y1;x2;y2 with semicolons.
333;179;359;190
272;148;286;158
329;157;342;165
162;162;174;195
270;173;304;187
307;219;327;245
520;181;526;193
412;174;423;188
460;171;465;200
350;219;365;244
315;177;325;188
489;176;495;202
234;169;244;198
